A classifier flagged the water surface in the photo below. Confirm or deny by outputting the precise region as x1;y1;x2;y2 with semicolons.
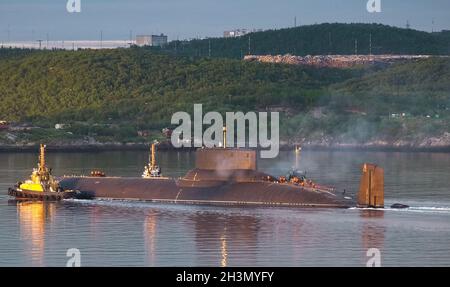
0;150;449;266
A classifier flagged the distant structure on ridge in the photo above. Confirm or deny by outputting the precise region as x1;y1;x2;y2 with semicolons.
136;34;168;47
223;28;263;38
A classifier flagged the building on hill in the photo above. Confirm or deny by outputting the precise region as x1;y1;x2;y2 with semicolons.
223;28;263;38
136;34;168;47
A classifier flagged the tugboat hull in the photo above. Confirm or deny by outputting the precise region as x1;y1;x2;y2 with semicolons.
7;187;86;201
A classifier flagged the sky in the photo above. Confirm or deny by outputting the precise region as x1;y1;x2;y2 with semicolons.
0;0;449;42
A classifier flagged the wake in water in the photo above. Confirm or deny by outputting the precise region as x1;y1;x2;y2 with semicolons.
394;206;450;214
66;198;450;215
64;198;187;210
350;205;450;214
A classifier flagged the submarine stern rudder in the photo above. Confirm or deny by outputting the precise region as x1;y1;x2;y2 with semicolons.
357;163;384;208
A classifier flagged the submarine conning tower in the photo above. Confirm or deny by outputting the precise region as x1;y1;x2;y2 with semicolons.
182;148;270;183
195;126;256;171
195;148;257;171
181;125;267;183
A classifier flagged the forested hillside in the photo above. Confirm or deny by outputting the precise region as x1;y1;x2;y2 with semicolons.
0;48;358;127
0;28;449;147
282;58;450;145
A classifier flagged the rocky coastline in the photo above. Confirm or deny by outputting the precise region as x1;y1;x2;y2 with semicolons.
2;134;450;153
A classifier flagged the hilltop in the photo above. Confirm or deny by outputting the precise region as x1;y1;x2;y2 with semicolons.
154;23;450;59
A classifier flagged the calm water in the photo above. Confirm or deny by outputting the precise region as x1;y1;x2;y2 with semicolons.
0;150;449;266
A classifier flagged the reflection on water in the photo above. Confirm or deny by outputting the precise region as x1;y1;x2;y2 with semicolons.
144;211;157;266
193;213;259;267
359;210;385;265
220;229;228;267
0;150;449;266
16;201;55;266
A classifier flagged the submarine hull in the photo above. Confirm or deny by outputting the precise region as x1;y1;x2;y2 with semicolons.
59;176;354;208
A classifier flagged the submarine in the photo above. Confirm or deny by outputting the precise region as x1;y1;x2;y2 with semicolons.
8;130;385;209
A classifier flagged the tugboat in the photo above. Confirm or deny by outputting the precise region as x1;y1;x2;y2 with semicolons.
8;131;385;209
7;144;81;200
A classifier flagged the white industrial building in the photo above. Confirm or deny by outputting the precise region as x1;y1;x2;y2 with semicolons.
135;34;168;47
223;29;263;38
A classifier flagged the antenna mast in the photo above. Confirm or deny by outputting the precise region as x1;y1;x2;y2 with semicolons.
208;39;211;57
328;32;332;55
130;30;133;43
151;143;156;169
39;144;46;172
223;127;227;148
295;146;301;170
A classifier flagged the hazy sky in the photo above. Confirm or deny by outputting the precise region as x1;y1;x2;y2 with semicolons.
0;0;449;41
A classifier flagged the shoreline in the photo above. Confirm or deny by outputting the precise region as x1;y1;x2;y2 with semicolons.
1;143;449;153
